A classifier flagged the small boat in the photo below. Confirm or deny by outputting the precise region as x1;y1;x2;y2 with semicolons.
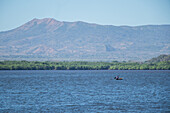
114;77;123;80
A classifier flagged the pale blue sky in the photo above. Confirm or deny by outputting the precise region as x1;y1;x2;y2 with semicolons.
0;0;170;31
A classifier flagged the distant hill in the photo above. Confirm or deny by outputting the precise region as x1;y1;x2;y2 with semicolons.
0;18;170;61
147;55;170;63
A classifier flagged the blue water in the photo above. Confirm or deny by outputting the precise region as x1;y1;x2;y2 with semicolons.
0;70;169;112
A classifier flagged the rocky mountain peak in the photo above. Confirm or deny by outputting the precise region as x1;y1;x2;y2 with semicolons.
17;18;64;32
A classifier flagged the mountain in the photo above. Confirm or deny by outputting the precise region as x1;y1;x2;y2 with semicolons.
0;18;170;61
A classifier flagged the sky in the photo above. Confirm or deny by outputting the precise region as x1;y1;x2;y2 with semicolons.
0;0;170;31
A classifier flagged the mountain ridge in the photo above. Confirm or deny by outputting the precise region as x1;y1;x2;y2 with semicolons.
0;18;170;61
2;18;170;33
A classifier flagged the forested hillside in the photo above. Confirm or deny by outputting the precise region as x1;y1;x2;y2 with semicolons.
147;55;170;63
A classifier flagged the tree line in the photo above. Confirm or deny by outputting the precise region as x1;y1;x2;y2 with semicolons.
0;61;169;70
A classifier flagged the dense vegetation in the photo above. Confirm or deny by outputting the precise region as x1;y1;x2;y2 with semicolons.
0;60;169;70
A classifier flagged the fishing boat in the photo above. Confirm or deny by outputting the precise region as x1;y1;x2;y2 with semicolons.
114;77;123;80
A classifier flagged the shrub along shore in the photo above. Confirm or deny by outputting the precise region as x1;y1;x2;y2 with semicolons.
0;61;169;70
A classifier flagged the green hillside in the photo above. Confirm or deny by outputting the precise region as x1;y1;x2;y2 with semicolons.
147;55;170;63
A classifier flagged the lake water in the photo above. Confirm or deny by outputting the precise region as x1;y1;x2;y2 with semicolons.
0;70;169;112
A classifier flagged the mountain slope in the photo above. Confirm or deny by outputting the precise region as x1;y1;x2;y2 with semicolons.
0;18;170;61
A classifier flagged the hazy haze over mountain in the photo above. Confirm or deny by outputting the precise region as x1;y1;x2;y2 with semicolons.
0;18;170;61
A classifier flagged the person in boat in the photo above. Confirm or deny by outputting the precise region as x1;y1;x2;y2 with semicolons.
115;76;119;80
